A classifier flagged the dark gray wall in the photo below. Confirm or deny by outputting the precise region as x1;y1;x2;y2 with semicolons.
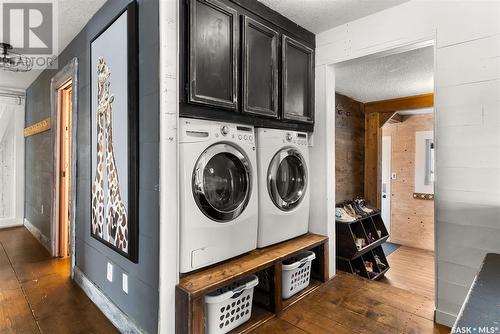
24;0;160;332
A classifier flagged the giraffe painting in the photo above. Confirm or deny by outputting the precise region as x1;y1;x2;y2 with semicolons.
91;58;129;253
90;3;138;262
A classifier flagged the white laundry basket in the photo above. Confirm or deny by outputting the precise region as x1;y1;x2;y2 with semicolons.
282;251;316;299
204;275;259;334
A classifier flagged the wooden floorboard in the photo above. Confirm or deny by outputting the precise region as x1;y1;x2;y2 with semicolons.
381;245;435;300
251;246;451;334
0;227;117;334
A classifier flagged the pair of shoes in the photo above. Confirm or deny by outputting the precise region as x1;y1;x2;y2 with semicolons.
344;204;362;219
354;236;367;250
354;198;375;214
336;207;356;222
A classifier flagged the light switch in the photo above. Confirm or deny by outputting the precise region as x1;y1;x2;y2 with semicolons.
122;273;128;294
391;173;397;180
107;262;113;282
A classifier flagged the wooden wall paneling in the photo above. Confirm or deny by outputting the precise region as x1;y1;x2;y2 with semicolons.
382;114;434;250
334;93;365;203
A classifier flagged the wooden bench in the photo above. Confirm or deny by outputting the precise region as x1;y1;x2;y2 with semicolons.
176;233;329;333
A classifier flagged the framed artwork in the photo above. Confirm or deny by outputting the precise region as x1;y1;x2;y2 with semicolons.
90;1;138;262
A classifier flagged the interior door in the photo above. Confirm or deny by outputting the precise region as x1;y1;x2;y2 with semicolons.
381;136;391;235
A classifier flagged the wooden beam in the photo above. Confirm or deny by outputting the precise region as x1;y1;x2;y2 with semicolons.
364;93;433;113
364;112;381;208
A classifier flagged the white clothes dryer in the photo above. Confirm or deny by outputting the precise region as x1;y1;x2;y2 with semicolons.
179;118;258;273
256;128;310;248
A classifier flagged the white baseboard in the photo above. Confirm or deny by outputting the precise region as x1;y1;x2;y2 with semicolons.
0;218;23;229
24;218;51;252
73;266;144;334
435;309;457;328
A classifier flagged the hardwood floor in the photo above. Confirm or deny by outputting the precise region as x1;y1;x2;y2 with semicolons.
381;245;435;300
251;271;450;334
0;227;117;334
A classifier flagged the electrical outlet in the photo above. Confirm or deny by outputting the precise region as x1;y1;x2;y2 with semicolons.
107;262;113;282
122;273;128;294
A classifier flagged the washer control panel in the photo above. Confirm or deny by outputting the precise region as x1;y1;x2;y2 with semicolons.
213;123;255;144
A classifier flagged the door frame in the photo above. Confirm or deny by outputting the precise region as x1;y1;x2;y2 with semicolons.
381;135;392;236
50;58;78;277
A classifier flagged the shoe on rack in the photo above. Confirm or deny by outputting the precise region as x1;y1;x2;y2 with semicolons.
336;207;356;222
374;255;387;270
355;198;374;213
344;204;361;219
351;201;368;217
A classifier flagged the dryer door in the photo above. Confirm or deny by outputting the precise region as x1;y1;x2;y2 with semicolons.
193;143;252;222
268;148;307;211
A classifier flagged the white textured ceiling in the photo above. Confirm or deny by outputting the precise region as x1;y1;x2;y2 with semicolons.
0;0;107;90
335;46;434;103
257;0;410;34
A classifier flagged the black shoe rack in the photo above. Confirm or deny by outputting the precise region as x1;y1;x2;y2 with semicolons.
335;210;390;280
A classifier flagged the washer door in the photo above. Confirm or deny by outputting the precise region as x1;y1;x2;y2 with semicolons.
268;148;307;211
192;143;252;222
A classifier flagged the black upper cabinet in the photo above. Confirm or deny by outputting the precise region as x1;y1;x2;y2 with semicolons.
242;16;279;118
282;35;314;124
183;0;315;131
189;0;239;110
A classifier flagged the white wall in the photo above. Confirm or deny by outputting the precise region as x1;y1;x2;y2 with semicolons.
315;0;500;327
158;0;179;332
0;96;24;228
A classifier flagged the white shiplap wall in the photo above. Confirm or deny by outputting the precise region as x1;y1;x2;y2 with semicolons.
158;0;179;332
315;0;500;327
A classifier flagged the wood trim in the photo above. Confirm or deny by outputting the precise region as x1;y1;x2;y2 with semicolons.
24;118;51;137
364;93;433;113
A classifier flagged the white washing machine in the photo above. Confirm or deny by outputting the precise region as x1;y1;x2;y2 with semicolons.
179;118;258;273
256;128;310;248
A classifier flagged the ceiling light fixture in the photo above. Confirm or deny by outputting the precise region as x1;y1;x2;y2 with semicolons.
0;43;33;72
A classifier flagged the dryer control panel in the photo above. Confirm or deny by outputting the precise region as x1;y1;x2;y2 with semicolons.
283;131;308;146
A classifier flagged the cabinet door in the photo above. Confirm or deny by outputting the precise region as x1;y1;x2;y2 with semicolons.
189;0;238;110
242;16;279;118
282;35;314;123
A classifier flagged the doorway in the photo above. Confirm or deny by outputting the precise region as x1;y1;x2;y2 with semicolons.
333;44;436;300
50;58;78;272
381;135;391;234
56;81;73;257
